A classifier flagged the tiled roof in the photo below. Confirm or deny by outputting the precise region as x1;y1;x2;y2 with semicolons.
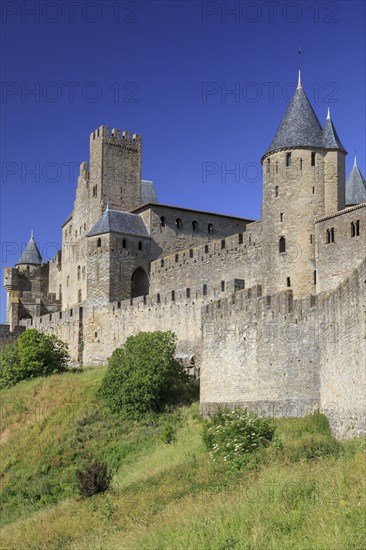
16;233;42;265
86;208;150;238
346;161;366;206
141;180;158;204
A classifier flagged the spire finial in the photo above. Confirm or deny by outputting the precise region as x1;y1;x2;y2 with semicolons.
297;47;302;88
354;150;357;167
327;107;330;120
106;202;109;211
31;229;34;239
297;69;301;89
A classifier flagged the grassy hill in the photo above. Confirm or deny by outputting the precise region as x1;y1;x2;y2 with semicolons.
0;367;365;549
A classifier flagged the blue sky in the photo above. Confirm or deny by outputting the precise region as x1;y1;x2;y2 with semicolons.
1;0;365;321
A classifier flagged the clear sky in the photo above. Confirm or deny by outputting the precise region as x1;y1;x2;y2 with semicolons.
1;0;365;321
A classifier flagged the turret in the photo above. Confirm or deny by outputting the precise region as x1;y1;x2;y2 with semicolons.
261;72;347;297
345;157;366;206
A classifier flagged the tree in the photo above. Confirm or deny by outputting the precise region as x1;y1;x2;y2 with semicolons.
0;329;69;388
100;331;194;419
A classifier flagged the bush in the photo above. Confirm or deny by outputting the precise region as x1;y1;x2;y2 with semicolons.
76;460;112;498
0;329;69;388
203;408;275;468
99;331;194;419
284;433;341;462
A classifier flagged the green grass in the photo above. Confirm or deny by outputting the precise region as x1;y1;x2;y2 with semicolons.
0;367;365;549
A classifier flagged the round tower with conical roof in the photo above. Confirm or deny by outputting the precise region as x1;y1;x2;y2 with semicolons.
260;72;347;298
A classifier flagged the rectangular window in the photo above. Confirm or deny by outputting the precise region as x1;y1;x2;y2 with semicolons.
186;288;190;299
275;186;279;197
280;213;284;222
311;152;316;166
189;249;193;258
286;153;291;167
205;245;209;254
221;239;225;249
171;290;175;301
203;284;207;296
287;277;291;287
157;293;161;303
313;270;317;285
238;233;243;244
221;281;225;292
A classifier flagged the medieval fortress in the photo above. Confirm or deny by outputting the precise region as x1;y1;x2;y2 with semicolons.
3;75;366;438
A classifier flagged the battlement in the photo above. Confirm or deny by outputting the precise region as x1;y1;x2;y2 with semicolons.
90;125;142;144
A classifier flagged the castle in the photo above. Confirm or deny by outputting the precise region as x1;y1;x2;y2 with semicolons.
3;74;366;438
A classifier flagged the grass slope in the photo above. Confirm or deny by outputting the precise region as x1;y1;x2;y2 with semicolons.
0;367;365;549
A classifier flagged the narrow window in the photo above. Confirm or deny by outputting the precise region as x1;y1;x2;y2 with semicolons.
286;153;291;167
70;309;73;317
356;220;360;236
97;238;101;248
138;241;142;251
84;223;86;230
280;213;284;222
175;253;179;263
238;233;243;244
59;311;62;319
171;290;175;301
330;227;335;243
117;301;121;309
122;238;126;248
78;289;82;302
310;234;313;244
276;161;278;174
203;284;207;296
313;270;317;285
351;222;355;237
189;249;193;258
326;229;330;244
161;259;164;267
75;230;77;238
275;185;279;197
300;158;303;170
205;245;209;253
287;277;291;287
311;152;316;166
160;216;166;227
186;288;191;299
208;223;213;234
59;284;62;300
176;218;182;230
221;239;225;249
77;265;81;280
266;158;270;173
67;275;70;286
312;187;315;194
279;236;286;253
157;293;161;303
192;221;197;232
221;280;225;292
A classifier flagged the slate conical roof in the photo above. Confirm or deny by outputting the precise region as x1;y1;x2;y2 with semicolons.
345;158;366;206
322;109;347;152
262;79;323;160
16;232;42;266
87;207;150;238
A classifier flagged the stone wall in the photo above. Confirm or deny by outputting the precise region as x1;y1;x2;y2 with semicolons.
315;203;366;293
200;259;366;438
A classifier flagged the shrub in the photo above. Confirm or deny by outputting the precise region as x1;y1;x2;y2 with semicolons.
99;331;194;419
0;329;69;388
203;408;275;468
76;460;112;498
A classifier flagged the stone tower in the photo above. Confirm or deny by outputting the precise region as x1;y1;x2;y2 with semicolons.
261;73;347;298
88;125;142;223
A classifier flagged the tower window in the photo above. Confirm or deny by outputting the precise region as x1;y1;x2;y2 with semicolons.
122;238;126;248
275;186;279;197
186;288;191;299
326;228;335;243
138;241;142;251
175;253;179;263
205;245;209;254
156;293;161;303
280;213;284;222
203;284;207;296
300;158;303;170
161;259;164;267
275;161;278;174
313;270;317;285
286;153;291;167
175;218;182;230
77;265;81;280
238;233;243;244
221;280;225;292
221;239;225;249
189;249;193;258
287;277;291;287
171;290;175;301
192;220;197;232
160;216;166;227
312;187;315;194
279;236;286;253
351;220;360;237
208;223;213;234
311;152;316;166
92;185;97;197
97;238;101;248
